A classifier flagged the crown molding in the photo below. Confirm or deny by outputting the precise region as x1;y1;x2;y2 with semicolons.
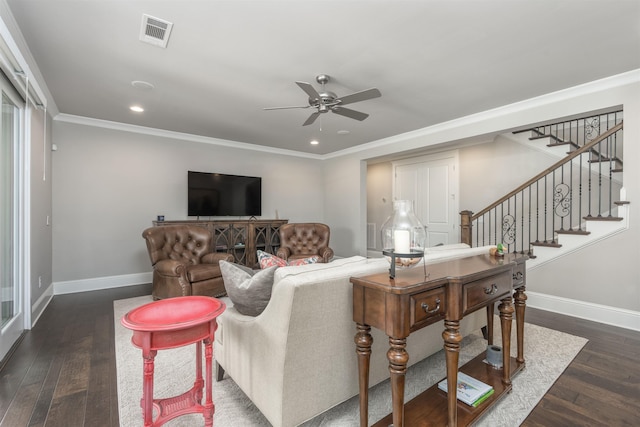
54;113;324;160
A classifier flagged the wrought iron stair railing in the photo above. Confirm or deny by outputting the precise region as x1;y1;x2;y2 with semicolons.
460;117;624;256
515;110;624;172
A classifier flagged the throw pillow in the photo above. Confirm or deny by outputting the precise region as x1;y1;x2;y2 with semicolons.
257;250;288;268
257;250;320;269
219;260;277;316
287;256;321;266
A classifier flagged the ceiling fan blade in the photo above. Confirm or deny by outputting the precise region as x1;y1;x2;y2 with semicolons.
302;111;321;126
336;88;381;106
263;105;310;110
331;106;369;121
296;81;321;100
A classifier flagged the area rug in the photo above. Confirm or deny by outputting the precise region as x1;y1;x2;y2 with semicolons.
115;296;587;426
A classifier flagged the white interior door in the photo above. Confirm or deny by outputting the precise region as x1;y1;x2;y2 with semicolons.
393;151;459;247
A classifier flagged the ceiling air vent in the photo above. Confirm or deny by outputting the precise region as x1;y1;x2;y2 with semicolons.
139;14;173;48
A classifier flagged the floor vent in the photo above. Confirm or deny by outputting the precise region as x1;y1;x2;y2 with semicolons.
139;14;173;48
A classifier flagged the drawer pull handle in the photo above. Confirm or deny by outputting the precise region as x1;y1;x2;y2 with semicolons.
484;284;498;295
421;298;441;314
513;271;523;280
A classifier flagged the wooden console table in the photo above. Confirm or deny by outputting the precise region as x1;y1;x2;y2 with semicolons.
351;253;527;427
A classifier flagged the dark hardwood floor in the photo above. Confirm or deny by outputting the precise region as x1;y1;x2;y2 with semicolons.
0;285;638;426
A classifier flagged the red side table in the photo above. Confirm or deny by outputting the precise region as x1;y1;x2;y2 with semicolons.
121;296;226;427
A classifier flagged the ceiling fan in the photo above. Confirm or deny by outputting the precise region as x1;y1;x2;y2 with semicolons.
264;74;381;126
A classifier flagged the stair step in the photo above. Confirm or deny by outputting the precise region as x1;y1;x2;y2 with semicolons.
529;133;565;144
530;241;562;248
588;156;623;164
583;215;623;221
547;141;580;151
556;229;590;235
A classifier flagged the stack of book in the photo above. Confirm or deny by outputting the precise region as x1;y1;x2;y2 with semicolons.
437;372;494;407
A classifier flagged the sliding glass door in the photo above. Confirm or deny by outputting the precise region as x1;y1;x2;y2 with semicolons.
0;80;24;362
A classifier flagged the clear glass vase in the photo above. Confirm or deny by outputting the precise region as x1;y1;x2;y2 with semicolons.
380;200;426;275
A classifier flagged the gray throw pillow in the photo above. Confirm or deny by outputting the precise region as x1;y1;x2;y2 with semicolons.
219;260;277;316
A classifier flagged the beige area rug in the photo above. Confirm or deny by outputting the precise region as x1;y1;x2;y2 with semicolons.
115;296;587;427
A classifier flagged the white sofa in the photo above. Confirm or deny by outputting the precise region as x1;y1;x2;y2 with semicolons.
215;244;493;427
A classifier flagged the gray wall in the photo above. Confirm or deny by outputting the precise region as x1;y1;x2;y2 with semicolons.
365;162;393;250
29;105;53;307
51;121;324;284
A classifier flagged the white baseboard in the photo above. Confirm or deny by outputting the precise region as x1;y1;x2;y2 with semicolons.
527;291;640;332
31;285;54;328
53;272;152;295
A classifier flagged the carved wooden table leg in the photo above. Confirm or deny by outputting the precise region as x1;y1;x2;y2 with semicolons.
388;337;408;427
498;296;514;385
194;341;204;404
203;338;214;427
514;286;527;364
486;302;495;345
142;346;157;427
443;319;462;427
355;323;372;427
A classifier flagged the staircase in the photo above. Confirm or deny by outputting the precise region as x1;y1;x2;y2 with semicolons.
460;110;628;268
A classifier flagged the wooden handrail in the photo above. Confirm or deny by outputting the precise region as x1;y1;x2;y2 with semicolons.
470;121;623;221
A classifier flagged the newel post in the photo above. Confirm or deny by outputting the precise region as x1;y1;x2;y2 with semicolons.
460;210;473;246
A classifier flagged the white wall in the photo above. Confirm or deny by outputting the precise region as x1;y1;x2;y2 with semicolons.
325;74;640;313
51;121;324;286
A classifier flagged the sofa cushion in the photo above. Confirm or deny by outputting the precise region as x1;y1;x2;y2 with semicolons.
257;250;319;269
219;261;278;316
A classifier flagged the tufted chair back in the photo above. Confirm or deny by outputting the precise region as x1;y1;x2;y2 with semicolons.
143;225;212;266
276;223;334;263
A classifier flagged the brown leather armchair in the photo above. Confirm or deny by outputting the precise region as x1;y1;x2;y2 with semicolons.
142;225;234;300
276;223;334;263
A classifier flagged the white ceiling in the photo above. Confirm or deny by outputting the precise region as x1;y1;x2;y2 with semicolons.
6;0;640;155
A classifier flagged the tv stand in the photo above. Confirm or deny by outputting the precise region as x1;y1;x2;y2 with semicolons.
152;219;288;268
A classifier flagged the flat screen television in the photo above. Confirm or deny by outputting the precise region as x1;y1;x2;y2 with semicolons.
188;171;261;217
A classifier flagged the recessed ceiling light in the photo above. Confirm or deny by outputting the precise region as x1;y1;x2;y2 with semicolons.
310;139;319;145
130;105;144;113
131;80;154;90
337;130;350;135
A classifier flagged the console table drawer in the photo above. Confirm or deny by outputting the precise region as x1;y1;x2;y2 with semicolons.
410;287;446;330
463;271;512;313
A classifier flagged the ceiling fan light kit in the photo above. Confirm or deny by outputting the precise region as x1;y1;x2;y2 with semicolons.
265;74;381;126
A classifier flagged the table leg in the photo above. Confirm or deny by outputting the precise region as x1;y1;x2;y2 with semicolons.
195;341;203;403
142;349;157;427
486;302;494;345
514;286;527;364
355;323;372;427
443;319;462;427
388;337;408;427
204;337;214;427
498;296;514;385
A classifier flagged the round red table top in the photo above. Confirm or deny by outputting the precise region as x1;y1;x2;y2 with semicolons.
121;296;226;332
